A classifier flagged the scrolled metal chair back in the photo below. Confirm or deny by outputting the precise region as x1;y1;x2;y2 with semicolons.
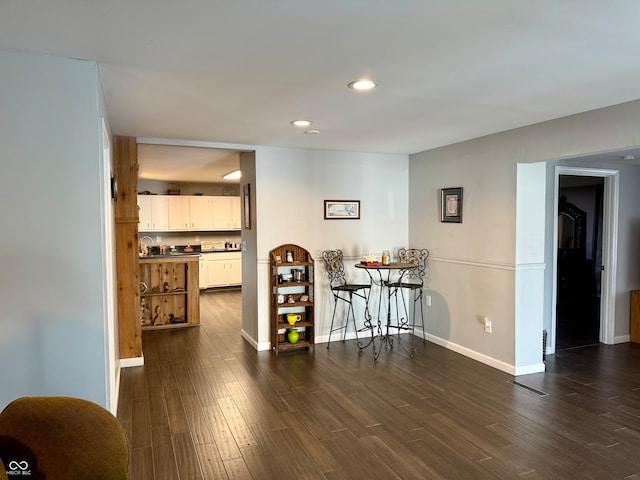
322;249;348;288
398;248;430;285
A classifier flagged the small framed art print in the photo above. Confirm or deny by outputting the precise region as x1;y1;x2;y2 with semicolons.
441;187;463;223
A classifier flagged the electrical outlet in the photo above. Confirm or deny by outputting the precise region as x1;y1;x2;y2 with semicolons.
156;236;161;243
426;294;432;307
194;235;199;242
484;317;492;333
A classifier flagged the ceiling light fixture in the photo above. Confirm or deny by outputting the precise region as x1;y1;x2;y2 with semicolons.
305;130;320;135
222;169;241;180
348;79;378;90
290;120;313;127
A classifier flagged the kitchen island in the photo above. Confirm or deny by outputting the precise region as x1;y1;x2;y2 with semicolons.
139;254;200;329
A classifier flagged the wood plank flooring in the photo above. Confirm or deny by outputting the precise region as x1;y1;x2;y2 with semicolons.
117;289;640;479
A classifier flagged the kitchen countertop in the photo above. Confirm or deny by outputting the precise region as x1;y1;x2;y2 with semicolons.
139;253;201;260
200;249;242;253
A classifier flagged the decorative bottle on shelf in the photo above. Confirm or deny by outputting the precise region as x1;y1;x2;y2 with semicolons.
287;329;299;344
382;250;390;265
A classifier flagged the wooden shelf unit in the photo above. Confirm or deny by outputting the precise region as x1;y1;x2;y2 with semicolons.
139;256;200;330
270;244;315;354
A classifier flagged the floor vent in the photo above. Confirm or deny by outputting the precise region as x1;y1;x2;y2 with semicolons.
511;381;549;397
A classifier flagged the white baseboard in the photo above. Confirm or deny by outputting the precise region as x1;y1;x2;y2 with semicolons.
423;331;544;376
614;334;631;344
240;329;271;351
251;327;545;376
120;356;144;368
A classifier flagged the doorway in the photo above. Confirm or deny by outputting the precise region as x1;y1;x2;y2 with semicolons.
552;167;619;353
556;175;604;350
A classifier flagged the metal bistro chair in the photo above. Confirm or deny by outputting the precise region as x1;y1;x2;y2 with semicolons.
388;248;430;344
322;249;371;348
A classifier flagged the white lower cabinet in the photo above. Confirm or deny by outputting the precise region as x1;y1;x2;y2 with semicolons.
202;252;242;288
199;256;208;289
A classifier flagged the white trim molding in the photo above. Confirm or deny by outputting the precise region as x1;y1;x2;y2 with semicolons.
424;332;544;376
120;356;144;368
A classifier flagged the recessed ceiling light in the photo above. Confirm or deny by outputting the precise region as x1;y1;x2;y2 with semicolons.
348;79;378;90
290;120;313;127
305;130;320;135
222;169;241;180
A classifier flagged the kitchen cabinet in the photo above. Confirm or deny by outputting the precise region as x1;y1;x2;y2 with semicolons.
270;244;314;354
138;195;152;230
190;196;213;230
199;256;208;289
139;194;239;232
231;196;241;229
138;195;169;231
205;252;242;287
211;196;241;230
168;196;190;230
139;256;199;329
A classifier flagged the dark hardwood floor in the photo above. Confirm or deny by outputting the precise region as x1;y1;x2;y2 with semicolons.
117;289;640;479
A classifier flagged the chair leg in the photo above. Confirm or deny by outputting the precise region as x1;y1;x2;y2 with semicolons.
414;288;426;344
347;292;359;344
326;296;340;349
399;287;410;338
419;290;426;343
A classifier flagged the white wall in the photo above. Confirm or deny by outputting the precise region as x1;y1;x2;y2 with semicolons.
410;99;640;374
253;147;409;349
0;52;111;409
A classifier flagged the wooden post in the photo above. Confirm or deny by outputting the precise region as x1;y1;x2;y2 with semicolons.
631;290;640;344
114;136;142;359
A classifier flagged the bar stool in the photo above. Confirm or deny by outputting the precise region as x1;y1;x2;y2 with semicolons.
388;248;429;343
322;249;371;348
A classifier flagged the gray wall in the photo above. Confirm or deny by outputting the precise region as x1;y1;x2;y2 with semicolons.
0;52;111;408
410;99;640;373
240;151;258;343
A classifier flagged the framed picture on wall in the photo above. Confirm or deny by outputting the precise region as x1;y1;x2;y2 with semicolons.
441;187;463;223
243;184;251;229
324;200;360;219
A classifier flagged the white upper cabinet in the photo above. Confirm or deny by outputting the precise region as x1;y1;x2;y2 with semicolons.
189;196;213;230
168;196;190;230
139;194;240;232
138;195;169;231
138;195;152;230
231;197;241;230
212;196;240;230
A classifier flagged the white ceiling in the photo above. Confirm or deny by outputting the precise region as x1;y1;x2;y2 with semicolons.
138;144;240;182
3;1;640;166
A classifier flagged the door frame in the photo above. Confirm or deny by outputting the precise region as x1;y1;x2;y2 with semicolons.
551;166;619;353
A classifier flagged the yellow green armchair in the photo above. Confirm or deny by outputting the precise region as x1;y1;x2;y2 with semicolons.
0;396;129;479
